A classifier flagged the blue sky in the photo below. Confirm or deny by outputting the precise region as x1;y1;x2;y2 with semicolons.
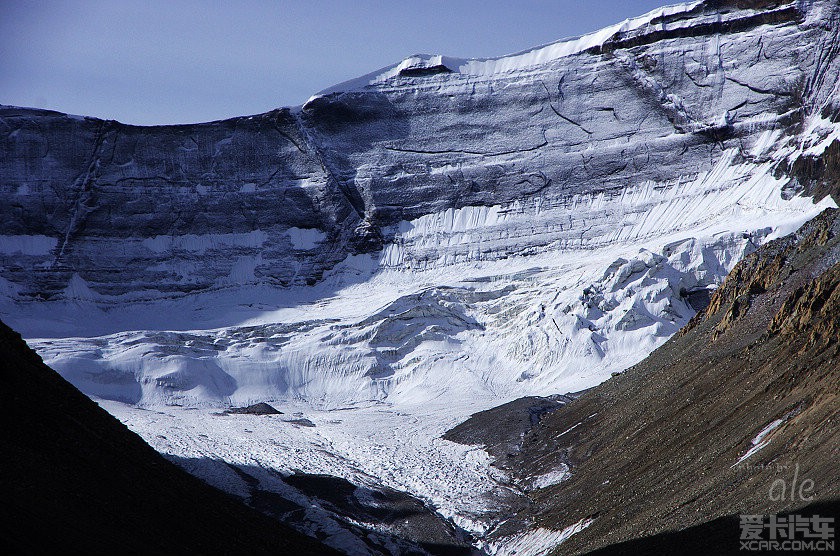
1;1;670;125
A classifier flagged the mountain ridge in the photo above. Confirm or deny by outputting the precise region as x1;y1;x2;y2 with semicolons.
3;0;838;303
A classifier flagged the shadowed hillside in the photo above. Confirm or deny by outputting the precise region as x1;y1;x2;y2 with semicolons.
0;319;335;555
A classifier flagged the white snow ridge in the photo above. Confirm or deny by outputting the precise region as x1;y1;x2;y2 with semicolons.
3;0;840;553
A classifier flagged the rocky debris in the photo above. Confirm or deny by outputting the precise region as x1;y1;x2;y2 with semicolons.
225;402;283;415
282;473;476;555
443;394;577;470
487;208;840;555
286;418;316;427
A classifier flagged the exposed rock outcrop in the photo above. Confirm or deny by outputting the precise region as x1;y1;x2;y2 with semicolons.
226;401;283;415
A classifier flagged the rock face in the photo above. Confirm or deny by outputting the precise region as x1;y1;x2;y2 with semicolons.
3;0;840;407
2;0;839;301
0;106;356;298
442;394;577;470
226;401;283;414
0;318;333;555
483;207;840;555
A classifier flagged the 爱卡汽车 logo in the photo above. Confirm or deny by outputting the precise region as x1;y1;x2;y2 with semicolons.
739;514;835;552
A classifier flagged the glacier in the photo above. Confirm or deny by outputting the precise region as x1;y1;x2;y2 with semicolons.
2;0;840;550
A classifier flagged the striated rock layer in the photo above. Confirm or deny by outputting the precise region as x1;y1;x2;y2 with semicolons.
2;0;839;301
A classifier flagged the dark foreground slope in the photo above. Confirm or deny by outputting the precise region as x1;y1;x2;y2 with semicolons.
487;208;840;554
0;320;334;555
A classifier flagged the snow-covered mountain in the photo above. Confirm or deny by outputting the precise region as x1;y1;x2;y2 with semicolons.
2;0;840;551
3;0;837;404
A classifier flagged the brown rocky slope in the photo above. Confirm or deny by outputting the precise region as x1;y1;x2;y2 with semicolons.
486;208;840;554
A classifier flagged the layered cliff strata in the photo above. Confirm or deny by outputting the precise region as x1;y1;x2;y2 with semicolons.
2;0;839;303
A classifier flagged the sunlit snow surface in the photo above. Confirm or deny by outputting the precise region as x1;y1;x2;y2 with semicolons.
25;153;835;543
28;152;834;408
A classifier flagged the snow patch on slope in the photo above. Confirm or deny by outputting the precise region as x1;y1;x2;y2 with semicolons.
734;418;785;465
528;464;570;490
487;517;594;556
286;227;326;250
